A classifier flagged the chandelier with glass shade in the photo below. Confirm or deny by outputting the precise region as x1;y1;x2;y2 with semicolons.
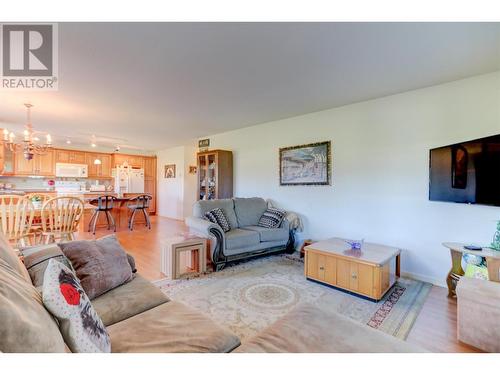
2;104;52;160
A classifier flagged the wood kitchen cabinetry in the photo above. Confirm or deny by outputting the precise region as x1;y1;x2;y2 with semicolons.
55;149;86;164
0;147;157;216
112;154;145;168
86;153;112;178
143;156;157;213
0;146;15;175
15;150;55;176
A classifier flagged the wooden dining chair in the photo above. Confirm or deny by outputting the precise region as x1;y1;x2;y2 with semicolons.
0;195;35;248
41;196;84;244
25;193;53;235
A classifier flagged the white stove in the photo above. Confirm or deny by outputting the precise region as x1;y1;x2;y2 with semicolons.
54;181;86;193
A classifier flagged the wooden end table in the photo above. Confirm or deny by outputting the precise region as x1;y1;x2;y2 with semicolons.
442;242;500;298
161;234;207;279
304;238;401;301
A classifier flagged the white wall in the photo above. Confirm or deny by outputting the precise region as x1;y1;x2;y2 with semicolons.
183;145;198;217
157;146;185;220
157;144;198;220
185;72;500;286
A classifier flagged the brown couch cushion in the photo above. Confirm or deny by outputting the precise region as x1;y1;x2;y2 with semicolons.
107;301;240;353
0;233;31;283
235;303;426;353
59;235;133;299
23;244;75;289
0;258;66;352
92;274;169;326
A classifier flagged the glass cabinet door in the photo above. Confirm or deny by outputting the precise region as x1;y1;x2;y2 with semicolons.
2;148;14;174
198;154;207;200
207;153;216;200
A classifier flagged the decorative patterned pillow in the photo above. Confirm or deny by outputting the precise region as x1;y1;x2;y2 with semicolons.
258;208;286;228
42;259;111;353
204;208;231;232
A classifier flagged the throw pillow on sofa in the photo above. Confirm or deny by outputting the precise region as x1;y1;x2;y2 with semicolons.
258;208;286;229
58;235;134;299
204;208;231;232
42;259;111;353
22;244;75;289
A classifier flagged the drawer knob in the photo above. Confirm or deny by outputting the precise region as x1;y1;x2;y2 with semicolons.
351;273;357;279
319;266;325;270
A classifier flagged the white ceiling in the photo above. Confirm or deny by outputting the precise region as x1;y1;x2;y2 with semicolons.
1;22;499;152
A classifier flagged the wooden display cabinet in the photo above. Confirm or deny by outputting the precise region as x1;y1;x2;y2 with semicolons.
197;150;233;200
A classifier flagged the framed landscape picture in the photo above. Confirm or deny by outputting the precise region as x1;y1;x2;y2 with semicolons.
279;141;331;186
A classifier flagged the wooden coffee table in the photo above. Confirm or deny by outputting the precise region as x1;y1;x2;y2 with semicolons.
304;238;401;301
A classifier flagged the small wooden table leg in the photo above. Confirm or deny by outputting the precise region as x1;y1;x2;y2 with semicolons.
447;249;464;298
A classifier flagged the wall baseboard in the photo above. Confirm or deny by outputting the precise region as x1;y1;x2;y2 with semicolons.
157;214;184;222
401;271;447;288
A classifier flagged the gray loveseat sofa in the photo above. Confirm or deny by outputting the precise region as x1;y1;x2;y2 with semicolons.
185;197;295;271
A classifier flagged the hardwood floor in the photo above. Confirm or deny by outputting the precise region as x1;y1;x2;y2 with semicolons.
76;215;185;281
76;215;481;353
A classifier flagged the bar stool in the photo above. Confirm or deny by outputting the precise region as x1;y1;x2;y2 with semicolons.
88;195;116;235
127;194;152;230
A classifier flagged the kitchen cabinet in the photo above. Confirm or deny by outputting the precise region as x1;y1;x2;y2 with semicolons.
143;157;156;179
144;178;156;214
86;153;112;178
15;150;55;176
0;146;15;175
55;149;86;164
37;151;55;175
143;157;157;214
112;154;145;168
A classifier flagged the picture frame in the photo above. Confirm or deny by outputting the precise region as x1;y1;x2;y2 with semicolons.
279;141;331;186
188;165;197;174
164;164;176;178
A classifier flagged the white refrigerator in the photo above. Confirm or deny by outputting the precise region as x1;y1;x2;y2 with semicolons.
114;168;145;194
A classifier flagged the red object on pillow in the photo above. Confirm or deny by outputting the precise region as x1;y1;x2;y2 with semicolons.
60;283;80;305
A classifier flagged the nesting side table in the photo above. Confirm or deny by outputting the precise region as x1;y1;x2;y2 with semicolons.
442;242;500;298
161;234;207;279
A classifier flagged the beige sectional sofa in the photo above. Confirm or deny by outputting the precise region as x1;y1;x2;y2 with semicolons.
235;303;425;352
0;238;240;353
0;236;425;353
456;277;500;352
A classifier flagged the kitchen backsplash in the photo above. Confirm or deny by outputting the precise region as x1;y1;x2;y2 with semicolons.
0;177;113;191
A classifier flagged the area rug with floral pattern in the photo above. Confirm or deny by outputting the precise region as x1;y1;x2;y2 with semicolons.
155;254;431;341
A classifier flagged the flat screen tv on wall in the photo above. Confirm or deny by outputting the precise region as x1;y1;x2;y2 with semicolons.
429;134;500;206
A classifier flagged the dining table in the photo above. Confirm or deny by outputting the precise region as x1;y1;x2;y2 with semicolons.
83;195;147;231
